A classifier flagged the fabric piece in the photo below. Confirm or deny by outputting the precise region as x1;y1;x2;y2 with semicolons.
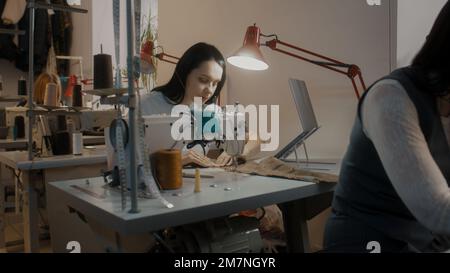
0;0;6;15
50;0;72;75
16;1;51;74
0;0;18;61
1;0;27;25
233;157;338;183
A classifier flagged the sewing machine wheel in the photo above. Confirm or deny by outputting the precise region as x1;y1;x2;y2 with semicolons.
150;216;264;253
109;119;129;149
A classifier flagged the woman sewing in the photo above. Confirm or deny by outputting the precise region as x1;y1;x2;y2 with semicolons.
141;42;259;167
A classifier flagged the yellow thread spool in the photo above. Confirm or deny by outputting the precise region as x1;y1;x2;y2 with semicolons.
34;72;61;105
44;83;58;107
152;149;183;190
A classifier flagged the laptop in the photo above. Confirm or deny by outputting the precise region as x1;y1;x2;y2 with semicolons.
275;79;320;159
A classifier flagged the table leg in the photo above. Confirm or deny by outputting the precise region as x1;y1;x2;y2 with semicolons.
22;171;39;253
0;163;5;249
14;171;19;215
279;199;311;253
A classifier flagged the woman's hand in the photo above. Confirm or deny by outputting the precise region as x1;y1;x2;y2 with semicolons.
216;151;233;166
182;150;221;168
242;139;261;160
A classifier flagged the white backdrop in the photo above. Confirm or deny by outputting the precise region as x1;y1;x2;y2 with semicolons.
397;0;447;68
157;0;393;159
92;0;157;69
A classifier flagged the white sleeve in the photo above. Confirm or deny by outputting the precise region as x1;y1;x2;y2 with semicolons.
361;79;450;235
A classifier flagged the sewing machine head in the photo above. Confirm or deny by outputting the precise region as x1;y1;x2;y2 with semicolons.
78;109;118;133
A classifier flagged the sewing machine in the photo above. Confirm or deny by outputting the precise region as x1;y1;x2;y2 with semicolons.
5;107;28;140
76;109;118;133
5;108;117;156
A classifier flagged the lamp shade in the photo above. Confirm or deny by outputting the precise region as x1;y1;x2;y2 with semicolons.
140;40;156;74
227;25;269;71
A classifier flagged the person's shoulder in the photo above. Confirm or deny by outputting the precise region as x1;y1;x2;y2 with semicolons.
363;78;417;121
371;79;405;93
140;91;174;116
366;79;409;105
140;91;170;106
141;90;164;101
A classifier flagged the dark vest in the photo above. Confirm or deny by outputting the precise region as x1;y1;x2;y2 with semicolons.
333;66;450;251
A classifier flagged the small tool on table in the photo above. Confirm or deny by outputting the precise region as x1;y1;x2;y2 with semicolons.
194;169;201;193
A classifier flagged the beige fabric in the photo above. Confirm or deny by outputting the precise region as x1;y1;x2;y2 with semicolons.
233;157;338;183
46;45;58;75
1;0;27;25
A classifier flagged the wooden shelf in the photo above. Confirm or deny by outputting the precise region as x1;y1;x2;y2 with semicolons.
29;2;88;13
0;97;25;103
83;88;129;97
0;29;25;35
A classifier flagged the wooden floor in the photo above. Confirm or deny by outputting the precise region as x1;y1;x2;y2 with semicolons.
0;211;326;253
1;172;52;253
1;212;52;253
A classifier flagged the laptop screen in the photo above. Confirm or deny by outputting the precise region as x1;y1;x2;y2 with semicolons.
275;79;319;159
289;79;318;132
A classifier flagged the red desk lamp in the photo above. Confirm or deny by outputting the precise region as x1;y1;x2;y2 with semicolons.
227;24;366;99
140;41;180;74
155;50;180;65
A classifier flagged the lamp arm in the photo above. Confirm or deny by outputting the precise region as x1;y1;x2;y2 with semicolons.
265;39;366;99
156;53;179;65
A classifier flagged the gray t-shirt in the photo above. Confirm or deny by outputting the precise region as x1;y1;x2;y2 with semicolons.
140;91;176;116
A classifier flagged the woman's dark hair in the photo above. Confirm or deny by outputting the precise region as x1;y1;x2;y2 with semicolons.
153;42;226;104
412;1;450;95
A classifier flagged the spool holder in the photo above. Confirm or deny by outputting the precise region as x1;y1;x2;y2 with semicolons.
83;88;141;107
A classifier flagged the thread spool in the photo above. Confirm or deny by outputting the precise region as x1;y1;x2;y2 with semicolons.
51;131;71;155
44;83;58;107
151;149;183;190
14;116;25;139
18;78;27;96
57;115;67;131
72;132;83;155
72;84;83;107
65;75;77;98
94;54;114;90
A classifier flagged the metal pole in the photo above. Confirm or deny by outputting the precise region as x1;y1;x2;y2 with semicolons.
28;0;36;161
126;0;139;213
